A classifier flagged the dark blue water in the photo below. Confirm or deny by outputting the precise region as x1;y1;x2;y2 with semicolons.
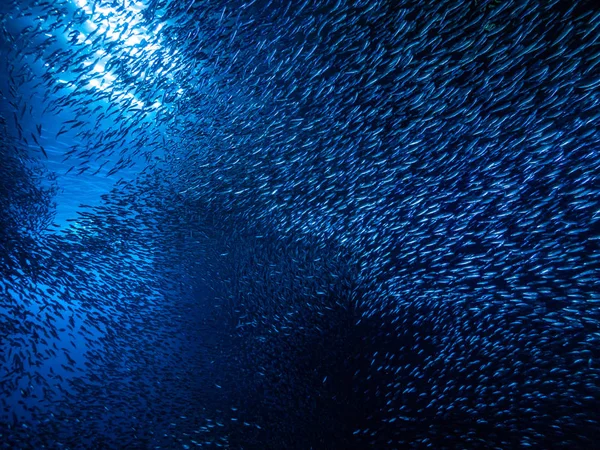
1;0;600;448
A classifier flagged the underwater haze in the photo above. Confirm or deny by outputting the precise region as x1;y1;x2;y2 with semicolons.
1;0;600;448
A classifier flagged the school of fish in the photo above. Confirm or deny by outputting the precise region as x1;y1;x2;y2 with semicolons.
1;0;600;448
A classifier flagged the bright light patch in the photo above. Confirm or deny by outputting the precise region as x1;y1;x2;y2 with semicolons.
93;61;105;73
68;0;183;110
87;78;102;89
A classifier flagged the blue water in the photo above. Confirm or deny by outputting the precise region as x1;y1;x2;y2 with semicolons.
2;0;600;448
